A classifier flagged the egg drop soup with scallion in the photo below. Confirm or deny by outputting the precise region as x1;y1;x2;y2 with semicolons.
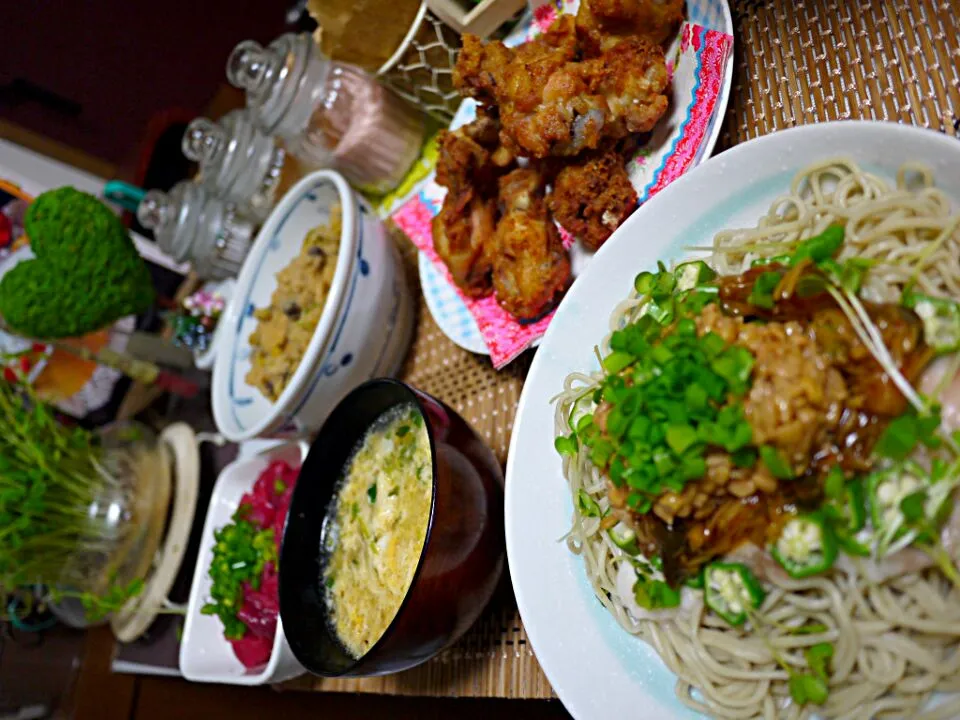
321;403;433;658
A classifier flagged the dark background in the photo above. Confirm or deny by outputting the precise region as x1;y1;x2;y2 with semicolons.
0;1;287;167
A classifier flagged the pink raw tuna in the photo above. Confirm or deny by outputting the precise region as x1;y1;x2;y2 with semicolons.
230;633;273;670
225;460;300;669
246;478;277;528
236;564;280;639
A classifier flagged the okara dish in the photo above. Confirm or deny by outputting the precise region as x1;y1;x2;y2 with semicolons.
322;403;433;658
554;158;960;719
246;208;341;401
280;379;504;677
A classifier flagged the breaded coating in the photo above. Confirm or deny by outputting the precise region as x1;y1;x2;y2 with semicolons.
453;17;669;158
492;169;571;319
549;148;638;251
432;117;515;297
576;0;685;53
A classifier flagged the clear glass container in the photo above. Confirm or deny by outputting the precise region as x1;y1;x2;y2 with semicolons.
182;109;286;221
51;422;172;627
137;180;255;280
226;32;424;194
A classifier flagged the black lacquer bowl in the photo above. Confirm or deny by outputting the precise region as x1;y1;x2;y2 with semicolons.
279;378;505;677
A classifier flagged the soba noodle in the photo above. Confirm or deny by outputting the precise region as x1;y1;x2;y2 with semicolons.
555;158;960;719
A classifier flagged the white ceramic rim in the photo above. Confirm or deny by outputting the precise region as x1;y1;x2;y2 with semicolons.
212;169;357;442
418;0;734;357
505;121;960;719
376;0;429;76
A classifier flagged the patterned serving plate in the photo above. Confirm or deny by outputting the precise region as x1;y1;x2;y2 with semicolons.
415;0;734;358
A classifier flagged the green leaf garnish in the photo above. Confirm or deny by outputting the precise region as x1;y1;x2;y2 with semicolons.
555;434;579;456
900;490;927;522
824;466;845;499
747;271;783;309
759;445;794;479
792;225;844;265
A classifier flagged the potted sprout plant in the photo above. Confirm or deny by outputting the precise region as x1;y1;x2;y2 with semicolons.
0;376;172;624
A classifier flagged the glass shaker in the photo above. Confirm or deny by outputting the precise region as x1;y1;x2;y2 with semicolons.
226;32;424;195
136;181;255;281
182;109;286;221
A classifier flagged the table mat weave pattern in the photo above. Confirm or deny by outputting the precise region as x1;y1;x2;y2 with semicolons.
287;0;959;699
721;0;960;146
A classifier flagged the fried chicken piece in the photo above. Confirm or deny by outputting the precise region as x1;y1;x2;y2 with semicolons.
454;16;592;158
432;194;497;297
510;35;668;156
435;122;495;194
578;37;670;144
492;169;571;319
454;14;579;109
548;148;638;251
453;16;669;158
432;117;514;297
576;0;685;53
470;105;517;168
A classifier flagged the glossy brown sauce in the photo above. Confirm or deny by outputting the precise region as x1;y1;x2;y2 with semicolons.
623;268;932;584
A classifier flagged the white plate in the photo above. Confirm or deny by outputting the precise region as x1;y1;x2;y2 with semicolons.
420;0;734;355
504;121;960;719
180;441;308;685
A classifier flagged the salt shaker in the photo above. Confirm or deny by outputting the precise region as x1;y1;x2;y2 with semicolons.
182;109;285;221
226;32;424;195
137;181;255;281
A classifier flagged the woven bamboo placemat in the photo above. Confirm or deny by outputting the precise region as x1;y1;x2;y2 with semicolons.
286;0;960;699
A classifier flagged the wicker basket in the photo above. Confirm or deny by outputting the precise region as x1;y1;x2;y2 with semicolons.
377;0;526;122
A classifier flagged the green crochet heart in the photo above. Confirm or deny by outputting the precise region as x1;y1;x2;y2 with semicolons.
0;187;155;339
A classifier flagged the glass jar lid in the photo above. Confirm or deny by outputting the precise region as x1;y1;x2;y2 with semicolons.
182;117;232;188
137;181;206;262
226;32;335;169
227;33;310;135
138;181;255;280
182;109;280;209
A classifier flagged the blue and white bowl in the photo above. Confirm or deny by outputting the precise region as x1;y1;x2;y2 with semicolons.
212;170;415;442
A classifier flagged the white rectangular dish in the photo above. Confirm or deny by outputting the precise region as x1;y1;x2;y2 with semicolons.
179;441;308;685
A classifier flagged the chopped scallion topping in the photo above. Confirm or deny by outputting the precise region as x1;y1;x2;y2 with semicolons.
747;271;783;310
792;225;844;265
759;445;794;479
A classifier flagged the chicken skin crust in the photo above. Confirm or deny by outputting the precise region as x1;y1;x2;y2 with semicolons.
576;0;685;53
453;16;669;159
548;147;639;251
432;118;514;297
492;168;571;319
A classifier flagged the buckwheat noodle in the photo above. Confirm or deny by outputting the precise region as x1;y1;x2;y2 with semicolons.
555;158;960;719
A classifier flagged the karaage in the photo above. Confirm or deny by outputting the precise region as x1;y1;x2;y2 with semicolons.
492;169;571;319
548;147;638;251
453;16;669;158
437;5;678;321
432;118;509;297
579;37;670;141
576;0;685;53
453;14;579;110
